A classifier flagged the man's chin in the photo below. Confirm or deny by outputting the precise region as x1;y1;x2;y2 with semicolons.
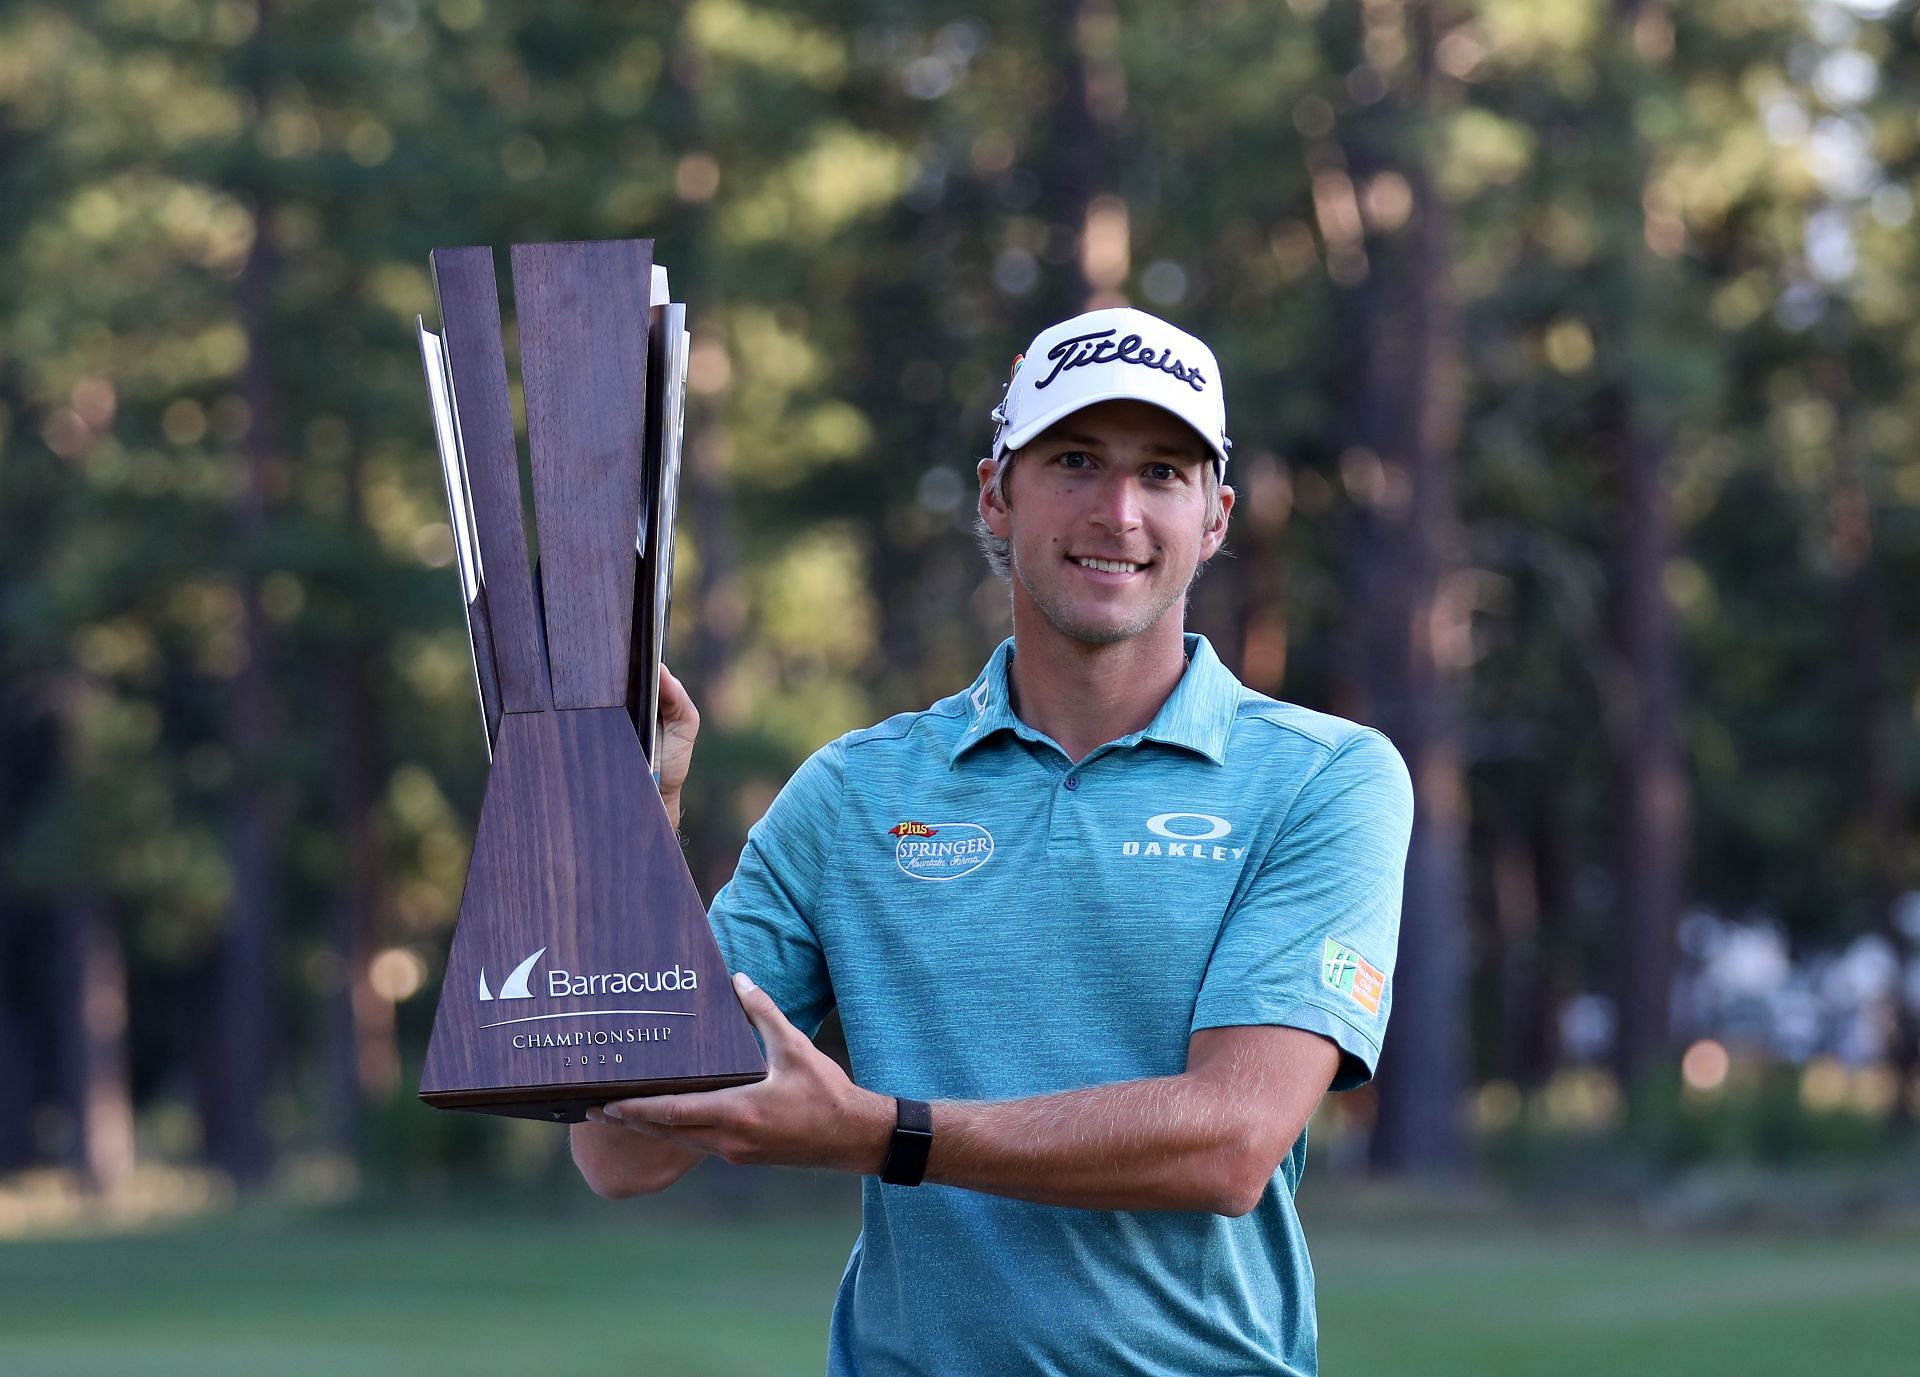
1051;620;1138;647
1012;560;1191;649
1030;594;1174;648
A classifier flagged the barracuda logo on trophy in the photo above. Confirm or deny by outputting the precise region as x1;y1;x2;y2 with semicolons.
413;239;765;1121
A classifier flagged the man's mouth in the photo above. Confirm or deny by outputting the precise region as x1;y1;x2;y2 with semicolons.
1070;556;1147;574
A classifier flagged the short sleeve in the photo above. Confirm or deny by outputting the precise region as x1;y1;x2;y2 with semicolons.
1191;729;1414;1091
705;739;843;1038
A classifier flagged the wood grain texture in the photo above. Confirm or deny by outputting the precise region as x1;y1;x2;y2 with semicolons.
430;247;552;712
420;707;766;1121
512;240;653;710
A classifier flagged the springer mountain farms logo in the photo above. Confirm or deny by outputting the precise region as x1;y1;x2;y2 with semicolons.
889;820;995;881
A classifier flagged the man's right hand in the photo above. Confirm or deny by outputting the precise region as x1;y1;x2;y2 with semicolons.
655;664;700;830
570;1118;704;1198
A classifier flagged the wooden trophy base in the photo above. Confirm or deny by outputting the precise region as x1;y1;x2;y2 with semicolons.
419;707;767;1121
423;1075;763;1125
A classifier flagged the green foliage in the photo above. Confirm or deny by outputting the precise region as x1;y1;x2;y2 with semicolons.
1;0;1917;1177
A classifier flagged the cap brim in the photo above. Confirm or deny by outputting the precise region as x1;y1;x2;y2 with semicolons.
997;386;1229;473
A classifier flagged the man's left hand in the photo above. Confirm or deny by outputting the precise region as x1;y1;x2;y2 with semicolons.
653;664;700;830
589;974;891;1175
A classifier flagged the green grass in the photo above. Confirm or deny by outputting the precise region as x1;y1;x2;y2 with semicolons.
1306;1199;1920;1376
1;1188;1914;1376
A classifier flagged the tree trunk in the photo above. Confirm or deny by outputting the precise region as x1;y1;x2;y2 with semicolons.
322;429;395;1149
0;91;53;1177
1338;5;1472;1176
203;0;285;1185
1489;810;1545;1089
1039;0;1123;315
1820;357;1917;1135
1604;402;1684;1082
1524;790;1577;1089
1602;0;1685;1089
325;628;394;1150
0;638;48;1174
0;890;40;1173
1363;167;1471;1175
58;895;134;1192
661;41;751;899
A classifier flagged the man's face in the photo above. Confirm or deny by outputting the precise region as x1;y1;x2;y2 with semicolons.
978;399;1233;648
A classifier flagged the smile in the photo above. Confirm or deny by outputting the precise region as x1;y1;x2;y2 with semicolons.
1071;557;1145;574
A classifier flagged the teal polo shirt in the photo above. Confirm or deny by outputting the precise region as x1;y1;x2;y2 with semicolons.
707;634;1414;1377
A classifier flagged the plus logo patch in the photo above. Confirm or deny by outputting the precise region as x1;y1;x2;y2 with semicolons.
889;820;995;881
1321;938;1385;1015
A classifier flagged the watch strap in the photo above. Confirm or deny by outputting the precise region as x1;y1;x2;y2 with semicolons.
880;1097;933;1186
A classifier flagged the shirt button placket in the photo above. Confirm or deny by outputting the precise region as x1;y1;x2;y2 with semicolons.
1047;762;1080;844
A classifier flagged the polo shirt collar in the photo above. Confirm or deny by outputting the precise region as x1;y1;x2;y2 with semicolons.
949;633;1239;766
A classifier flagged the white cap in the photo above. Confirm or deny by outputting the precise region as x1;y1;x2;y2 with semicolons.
990;307;1230;476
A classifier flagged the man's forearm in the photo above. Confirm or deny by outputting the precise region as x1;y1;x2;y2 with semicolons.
601;991;1336;1217
921;1072;1278;1216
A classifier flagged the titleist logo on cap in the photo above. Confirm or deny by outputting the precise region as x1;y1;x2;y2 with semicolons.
1033;329;1208;394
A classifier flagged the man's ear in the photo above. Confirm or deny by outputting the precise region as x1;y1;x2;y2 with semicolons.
978;456;1011;538
1200;483;1235;561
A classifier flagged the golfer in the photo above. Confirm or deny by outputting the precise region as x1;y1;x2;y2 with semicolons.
572;307;1415;1376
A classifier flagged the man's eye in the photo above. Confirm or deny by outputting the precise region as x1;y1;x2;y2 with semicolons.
1147;463;1179;482
1057;451;1093;468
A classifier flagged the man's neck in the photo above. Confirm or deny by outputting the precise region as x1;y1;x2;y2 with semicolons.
1005;615;1191;763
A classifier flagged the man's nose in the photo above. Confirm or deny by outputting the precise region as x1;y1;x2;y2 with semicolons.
1088;473;1143;532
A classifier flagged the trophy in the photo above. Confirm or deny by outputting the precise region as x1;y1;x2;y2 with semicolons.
413;239;765;1122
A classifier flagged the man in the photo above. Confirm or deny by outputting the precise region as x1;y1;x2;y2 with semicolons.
572;307;1414;1376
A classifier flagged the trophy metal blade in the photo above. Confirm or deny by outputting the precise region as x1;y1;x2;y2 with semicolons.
648;309;690;763
631;291;688;762
418;317;503;755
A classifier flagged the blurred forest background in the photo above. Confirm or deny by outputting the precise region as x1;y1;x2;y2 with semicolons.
2;0;1919;1223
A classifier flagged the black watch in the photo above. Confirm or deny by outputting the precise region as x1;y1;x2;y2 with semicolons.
880;1097;933;1186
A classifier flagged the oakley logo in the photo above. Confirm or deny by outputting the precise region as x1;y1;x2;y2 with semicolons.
477;947;545;1002
1145;812;1232;841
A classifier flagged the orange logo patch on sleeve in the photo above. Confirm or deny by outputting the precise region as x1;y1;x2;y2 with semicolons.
1321;938;1385;1015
